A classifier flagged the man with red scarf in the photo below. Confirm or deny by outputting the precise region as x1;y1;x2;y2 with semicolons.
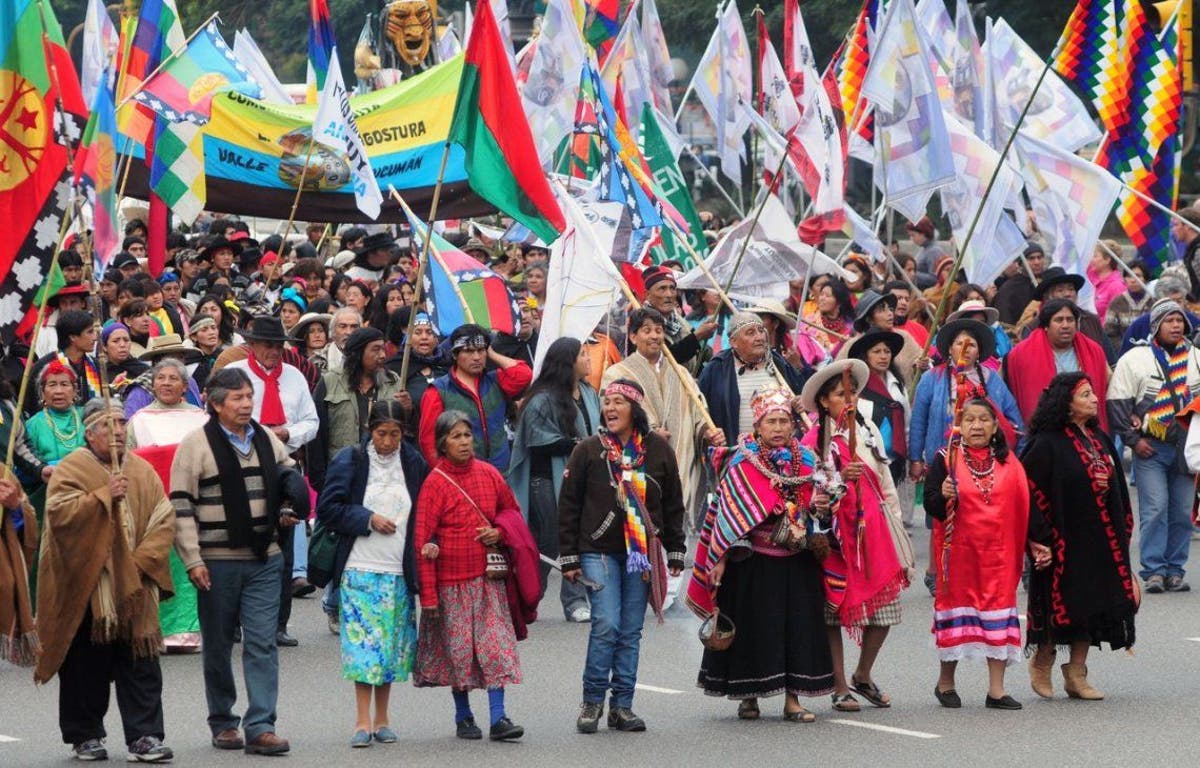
1004;299;1110;433
224;317;318;646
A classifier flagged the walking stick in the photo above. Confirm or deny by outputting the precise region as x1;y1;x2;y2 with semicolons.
841;364;866;572
941;338;977;584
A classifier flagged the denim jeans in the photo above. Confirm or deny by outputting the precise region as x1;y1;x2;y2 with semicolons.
292;524;308;579
580;553;648;709
1132;440;1193;579
196;555;283;740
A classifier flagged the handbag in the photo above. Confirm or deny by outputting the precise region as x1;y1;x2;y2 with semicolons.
433;468;510;580
307;519;339;588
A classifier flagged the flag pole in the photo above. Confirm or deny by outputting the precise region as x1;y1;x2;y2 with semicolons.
722;150;792;294
267;140;319;289
916;51;1058;358
1119;181;1200;237
1097;238;1150;292
114;12;222;109
394;140;454;388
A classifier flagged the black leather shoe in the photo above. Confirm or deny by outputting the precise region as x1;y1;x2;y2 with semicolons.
985;694;1023;710
489;717;524;741
455;717;482;740
934;686;961;708
607;707;646;731
275;631;298;647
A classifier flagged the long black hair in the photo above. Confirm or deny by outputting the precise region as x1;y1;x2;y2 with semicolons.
813;371;867;461
821;277;855;321
196;293;236;344
367;283;404;330
958;397;1010;461
518;337;583;438
1028;372;1098;437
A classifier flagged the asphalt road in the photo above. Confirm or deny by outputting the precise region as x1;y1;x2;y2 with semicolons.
2;523;1198;768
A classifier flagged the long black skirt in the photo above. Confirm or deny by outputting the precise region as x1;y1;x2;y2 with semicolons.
697;550;835;699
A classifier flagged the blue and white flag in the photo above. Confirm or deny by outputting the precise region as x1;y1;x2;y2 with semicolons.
313;46;382;219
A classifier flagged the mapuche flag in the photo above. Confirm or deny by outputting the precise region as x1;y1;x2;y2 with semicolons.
449;0;565;245
1;0;86;342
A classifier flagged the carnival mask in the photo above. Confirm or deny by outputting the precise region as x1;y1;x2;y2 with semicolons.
384;0;436;67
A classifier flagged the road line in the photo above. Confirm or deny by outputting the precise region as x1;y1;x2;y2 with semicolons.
1187;637;1200;643
0;735;20;743
635;683;684;694
829;719;941;739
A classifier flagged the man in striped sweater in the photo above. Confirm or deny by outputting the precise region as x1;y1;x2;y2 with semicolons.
170;368;309;756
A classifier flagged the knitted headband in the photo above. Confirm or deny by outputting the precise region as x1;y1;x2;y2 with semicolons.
603;382;644;404
83;405;125;430
750;388;793;424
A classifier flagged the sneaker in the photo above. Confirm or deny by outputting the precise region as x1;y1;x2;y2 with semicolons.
126;735;172;763
607;707;646;732
327;613;340;635
455;717;482;740
1166;575;1191;592
488;717;524;741
568;606;592;623
72;739;107;761
1145;574;1166;594
576;702;604;734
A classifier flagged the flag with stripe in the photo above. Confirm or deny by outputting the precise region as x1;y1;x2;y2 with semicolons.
115;0;185;148
307;0;336;104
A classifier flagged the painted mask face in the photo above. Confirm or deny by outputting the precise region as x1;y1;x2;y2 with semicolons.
385;0;436;67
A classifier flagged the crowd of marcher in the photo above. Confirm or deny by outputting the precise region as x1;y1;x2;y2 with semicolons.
2;210;1196;762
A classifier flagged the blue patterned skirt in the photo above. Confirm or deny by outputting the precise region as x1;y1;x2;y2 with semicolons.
340;569;417;686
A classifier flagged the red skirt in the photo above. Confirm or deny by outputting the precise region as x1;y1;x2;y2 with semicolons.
414;577;522;690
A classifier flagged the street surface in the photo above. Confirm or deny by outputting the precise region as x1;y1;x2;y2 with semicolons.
2;524;1197;768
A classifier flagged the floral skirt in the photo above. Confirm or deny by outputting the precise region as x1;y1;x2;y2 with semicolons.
414;576;521;691
340;569;417;686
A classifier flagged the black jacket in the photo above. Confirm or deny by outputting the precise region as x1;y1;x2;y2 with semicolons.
315;439;429;595
698;349;811;446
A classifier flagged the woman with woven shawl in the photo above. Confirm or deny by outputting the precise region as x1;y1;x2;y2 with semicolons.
0;466;37;667
558;379;687;735
1023;373;1137;702
689;388;835;722
34;399;176;763
800;360;914;713
924;398;1033;711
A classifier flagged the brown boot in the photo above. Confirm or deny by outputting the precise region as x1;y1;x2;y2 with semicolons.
1029;651;1055;699
1061;662;1104;700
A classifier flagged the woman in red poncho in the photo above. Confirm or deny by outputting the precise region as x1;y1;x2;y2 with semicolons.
924;398;1038;711
799;360;913;713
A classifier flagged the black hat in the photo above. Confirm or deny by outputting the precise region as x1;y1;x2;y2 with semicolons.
344;327;385;360
241;316;291;343
1023;241;1045;258
853;289;898;332
199;235;244;258
354;232;394;256
935;318;996;362
1033;267;1085;300
847;329;904;361
111;251;138;269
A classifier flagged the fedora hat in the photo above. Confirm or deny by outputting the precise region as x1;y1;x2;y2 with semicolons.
138;333;203;364
847;329;905;362
946;299;1000;326
354;231;394;256
242;316;292;344
935;318;996;362
853;289;898;332
291;312;332;341
199;234;243;258
1033;267;1085;300
745;298;796;330
799;359;870;412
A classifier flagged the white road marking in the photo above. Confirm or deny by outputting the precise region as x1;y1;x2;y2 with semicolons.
829;719;941;739
635;683;684;695
1186;637;1200;643
0;734;19;743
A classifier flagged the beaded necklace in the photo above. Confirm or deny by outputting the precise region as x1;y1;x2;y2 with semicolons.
43;407;81;443
963;445;996;503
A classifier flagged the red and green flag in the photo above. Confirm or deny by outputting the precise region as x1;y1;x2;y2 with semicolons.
1;0;86;341
449;0;565;245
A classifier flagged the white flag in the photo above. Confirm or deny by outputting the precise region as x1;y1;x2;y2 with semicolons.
520;0;586;166
601;13;655;137
940;112;1023;289
952;0;987;139
689;1;753;184
916;0;956;70
438;27;461;61
641;0;676;115
313;46;382;219
863;0;955;221
82;0;118;106
986;18;1103;154
760;39;800;136
535;184;625;373
842;205;887;263
493;0;517;73
234;30;292;105
792;62;845;223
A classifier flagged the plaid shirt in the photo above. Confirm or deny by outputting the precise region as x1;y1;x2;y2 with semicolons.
414;457;521;608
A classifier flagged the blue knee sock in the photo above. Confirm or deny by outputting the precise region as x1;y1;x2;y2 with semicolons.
452;690;472;723
488;688;506;726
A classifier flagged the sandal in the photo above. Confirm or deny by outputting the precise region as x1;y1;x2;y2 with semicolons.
831;693;861;712
737;699;760;720
851;676;892;708
783;706;816;723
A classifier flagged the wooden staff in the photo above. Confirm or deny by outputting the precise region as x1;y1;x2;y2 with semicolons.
841;362;866;571
941;337;977;583
78;215;126;489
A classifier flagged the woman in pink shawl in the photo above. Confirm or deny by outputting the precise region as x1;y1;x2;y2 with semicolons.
799;360;914;713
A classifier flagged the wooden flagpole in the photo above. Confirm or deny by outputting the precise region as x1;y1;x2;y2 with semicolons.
722;150;793;295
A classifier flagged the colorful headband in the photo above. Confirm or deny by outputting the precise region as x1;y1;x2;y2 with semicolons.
412;311;434;328
280;287;307;312
450;333;489;352
750;388;793;424
41;358;78;385
603;382;644;404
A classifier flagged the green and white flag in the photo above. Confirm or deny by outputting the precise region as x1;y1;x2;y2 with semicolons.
640;104;706;268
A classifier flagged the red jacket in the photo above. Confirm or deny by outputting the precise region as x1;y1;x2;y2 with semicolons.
417;363;532;465
1004;327;1110;432
494;507;540;640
